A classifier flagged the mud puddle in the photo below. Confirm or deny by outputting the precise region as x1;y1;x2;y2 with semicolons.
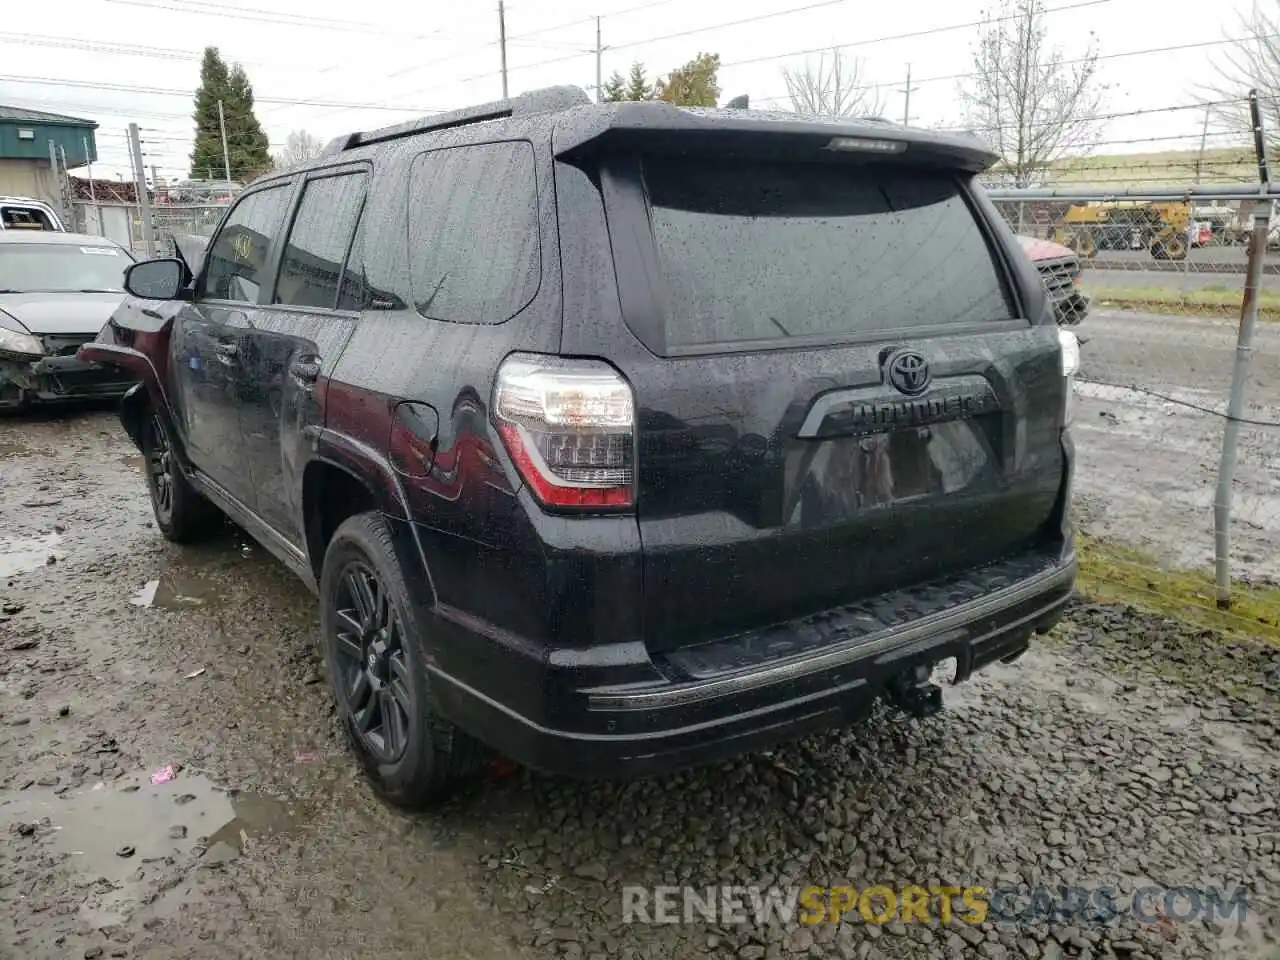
0;531;64;578
129;571;223;610
1;771;296;926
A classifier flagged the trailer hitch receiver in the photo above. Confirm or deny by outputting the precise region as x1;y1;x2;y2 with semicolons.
886;664;943;719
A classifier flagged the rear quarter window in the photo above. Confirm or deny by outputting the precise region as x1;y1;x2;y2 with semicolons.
407;141;540;325
643;158;1016;349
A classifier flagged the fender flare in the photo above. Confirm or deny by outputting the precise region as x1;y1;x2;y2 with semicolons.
77;342;183;455
304;428;439;609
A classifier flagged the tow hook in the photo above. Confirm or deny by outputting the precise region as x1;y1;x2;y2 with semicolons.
886;664;943;719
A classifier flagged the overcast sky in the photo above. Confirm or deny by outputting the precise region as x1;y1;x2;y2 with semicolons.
0;0;1260;181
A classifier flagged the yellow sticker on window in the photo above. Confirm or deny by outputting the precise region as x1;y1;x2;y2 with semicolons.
230;233;252;263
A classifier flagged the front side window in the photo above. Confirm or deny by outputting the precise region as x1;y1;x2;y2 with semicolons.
407;141;540;325
199;184;292;303
273;172;368;310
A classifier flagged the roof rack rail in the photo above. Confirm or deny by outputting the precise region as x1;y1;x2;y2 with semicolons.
321;85;592;157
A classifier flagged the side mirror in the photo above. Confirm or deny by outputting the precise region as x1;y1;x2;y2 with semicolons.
125;258;189;300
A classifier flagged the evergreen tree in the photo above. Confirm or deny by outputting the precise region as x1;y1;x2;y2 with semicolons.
625;62;654;101
601;71;627;102
225;65;271;179
189;47;272;183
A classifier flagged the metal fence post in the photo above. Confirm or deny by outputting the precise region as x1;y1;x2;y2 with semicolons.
1213;89;1271;609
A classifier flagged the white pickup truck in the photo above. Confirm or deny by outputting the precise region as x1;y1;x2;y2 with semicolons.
0;197;65;232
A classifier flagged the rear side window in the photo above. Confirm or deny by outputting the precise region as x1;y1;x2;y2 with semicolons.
1;205;56;230
644;159;1015;349
273;171;368;310
200;184;291;303
407;141;540;324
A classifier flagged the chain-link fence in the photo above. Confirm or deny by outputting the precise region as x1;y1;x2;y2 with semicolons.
149;202;228;242
70;199;226;259
992;194;1275;320
988;184;1280;639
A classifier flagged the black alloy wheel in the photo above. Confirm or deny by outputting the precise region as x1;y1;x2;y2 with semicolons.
330;561;414;764
146;413;174;523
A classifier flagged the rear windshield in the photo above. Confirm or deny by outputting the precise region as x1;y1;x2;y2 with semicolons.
644;159;1016;349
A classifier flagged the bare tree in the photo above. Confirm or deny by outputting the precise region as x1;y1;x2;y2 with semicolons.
273;130;324;170
959;0;1104;186
783;51;885;119
1204;3;1280;150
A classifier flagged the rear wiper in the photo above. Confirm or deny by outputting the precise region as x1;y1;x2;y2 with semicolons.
769;316;792;337
76;288;123;294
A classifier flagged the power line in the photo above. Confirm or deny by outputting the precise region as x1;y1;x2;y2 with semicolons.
380;0;1110;111
608;0;850;52
260;0;686;118
0;74;442;113
380;0;860;109
5;99;193;121
717;0;1111;71
0;32;218;62
99;0;480;38
755;33;1279;109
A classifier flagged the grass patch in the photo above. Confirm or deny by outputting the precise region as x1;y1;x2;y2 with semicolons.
1085;284;1280;321
1076;533;1280;643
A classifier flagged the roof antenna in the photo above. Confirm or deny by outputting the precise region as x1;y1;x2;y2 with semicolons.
725;94;749;109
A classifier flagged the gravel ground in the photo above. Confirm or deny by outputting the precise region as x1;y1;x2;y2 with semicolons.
1;395;1278;959
1074;309;1280;579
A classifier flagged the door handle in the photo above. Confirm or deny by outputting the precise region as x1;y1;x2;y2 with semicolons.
289;357;321;386
214;341;238;365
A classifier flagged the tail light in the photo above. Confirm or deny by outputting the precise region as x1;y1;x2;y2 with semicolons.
493;354;635;509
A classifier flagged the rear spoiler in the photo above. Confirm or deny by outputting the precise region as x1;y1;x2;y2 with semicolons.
552;100;997;173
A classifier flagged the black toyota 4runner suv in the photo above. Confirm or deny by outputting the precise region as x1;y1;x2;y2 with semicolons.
82;86;1079;807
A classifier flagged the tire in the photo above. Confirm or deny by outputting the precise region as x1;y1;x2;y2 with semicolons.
319;512;486;808
1151;235;1187;261
141;407;220;543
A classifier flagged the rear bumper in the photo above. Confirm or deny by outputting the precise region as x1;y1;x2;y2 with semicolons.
0;352;135;407
424;545;1076;779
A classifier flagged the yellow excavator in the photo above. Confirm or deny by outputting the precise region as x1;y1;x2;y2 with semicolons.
1050;201;1192;261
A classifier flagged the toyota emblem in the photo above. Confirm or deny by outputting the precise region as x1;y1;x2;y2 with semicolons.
885;349;931;396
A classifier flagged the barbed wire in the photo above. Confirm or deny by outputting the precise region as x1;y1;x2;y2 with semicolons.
1076;377;1280;428
1080;554;1280;636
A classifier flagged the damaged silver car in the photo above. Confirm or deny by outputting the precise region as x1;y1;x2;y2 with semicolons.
0;232;137;408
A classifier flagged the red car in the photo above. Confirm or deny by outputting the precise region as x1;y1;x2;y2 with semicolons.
1017;235;1089;326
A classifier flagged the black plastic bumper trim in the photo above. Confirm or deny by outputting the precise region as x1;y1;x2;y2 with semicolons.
584;553;1075;711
